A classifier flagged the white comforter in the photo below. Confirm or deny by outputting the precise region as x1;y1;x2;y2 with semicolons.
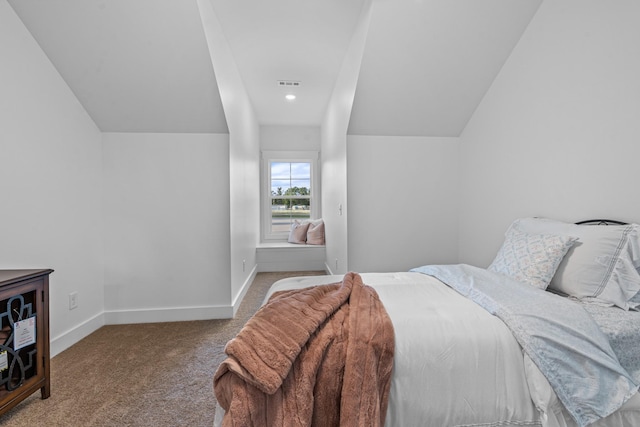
215;271;640;427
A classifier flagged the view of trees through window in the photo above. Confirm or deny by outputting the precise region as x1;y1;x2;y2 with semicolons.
270;161;311;233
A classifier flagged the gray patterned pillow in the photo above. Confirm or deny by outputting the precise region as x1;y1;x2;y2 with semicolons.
489;225;578;290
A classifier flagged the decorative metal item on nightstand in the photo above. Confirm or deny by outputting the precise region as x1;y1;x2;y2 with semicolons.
0;269;53;415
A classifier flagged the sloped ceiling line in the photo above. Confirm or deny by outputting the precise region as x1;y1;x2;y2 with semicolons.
196;0;252;134
8;0;541;136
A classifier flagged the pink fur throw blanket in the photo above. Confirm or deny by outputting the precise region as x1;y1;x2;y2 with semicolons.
214;272;395;426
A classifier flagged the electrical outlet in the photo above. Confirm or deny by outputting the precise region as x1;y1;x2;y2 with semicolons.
69;292;78;310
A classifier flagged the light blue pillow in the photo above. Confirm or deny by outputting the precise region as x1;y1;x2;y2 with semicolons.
489;224;578;290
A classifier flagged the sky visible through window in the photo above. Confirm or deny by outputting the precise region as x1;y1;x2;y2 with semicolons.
270;162;311;194
270;161;311;233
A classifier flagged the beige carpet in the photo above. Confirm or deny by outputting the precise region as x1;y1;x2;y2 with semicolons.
0;271;326;427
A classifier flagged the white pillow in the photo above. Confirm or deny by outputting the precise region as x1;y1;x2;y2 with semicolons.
512;217;640;309
488;224;577;290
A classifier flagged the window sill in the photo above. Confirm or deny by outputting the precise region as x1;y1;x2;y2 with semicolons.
257;242;325;249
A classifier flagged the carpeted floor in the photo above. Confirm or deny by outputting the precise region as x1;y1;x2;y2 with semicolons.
0;271;326;427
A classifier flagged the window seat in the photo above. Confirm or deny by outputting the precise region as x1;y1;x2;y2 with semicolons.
256;242;326;272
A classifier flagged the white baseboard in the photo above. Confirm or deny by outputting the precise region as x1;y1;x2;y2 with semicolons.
231;265;257;316
101;265;257;324
50;312;104;358
324;261;334;275
52;304;235;357
51;266;259;356
103;304;234;325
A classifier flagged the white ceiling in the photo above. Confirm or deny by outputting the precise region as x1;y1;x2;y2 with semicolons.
8;0;228;133
210;0;367;127
348;0;542;136
7;0;541;136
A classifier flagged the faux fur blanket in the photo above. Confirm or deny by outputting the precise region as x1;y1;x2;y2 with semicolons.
214;272;395;427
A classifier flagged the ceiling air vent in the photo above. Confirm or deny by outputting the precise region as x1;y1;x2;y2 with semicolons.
277;80;301;87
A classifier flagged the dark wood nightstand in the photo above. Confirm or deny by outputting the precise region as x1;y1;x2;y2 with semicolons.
0;269;53;415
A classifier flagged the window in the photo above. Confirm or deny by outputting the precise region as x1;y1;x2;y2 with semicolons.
262;151;319;241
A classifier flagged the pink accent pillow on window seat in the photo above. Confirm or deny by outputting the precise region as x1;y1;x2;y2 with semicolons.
306;219;325;245
287;220;310;244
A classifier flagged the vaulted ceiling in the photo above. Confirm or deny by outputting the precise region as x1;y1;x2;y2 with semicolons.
7;0;541;136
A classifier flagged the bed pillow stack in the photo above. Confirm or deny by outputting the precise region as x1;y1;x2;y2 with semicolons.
493;217;640;310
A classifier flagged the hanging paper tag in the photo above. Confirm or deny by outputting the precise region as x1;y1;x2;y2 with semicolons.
0;351;7;372
14;316;36;351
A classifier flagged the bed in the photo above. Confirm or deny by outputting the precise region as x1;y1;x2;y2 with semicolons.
214;217;640;427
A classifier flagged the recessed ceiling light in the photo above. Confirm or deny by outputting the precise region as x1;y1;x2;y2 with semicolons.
285;94;296;101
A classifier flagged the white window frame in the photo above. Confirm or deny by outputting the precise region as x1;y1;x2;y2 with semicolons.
261;150;320;242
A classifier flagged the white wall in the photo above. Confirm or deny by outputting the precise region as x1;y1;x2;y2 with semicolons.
260;126;320;151
102;133;231;323
0;0;104;356
321;0;372;274
348;136;459;272
199;0;261;310
459;0;640;267
228;119;260;311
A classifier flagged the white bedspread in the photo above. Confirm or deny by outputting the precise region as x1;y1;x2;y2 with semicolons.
266;272;539;427
215;271;640;427
412;264;638;427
